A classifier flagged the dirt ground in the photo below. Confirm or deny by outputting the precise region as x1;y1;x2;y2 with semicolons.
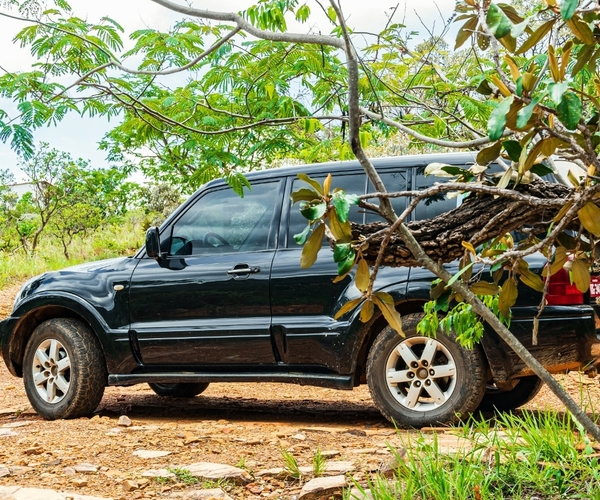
0;281;599;499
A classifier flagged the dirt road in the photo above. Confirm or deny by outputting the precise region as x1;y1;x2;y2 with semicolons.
0;282;598;499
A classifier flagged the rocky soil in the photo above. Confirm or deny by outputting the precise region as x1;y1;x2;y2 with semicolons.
0;282;599;499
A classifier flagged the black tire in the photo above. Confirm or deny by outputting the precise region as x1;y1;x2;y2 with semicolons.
22;318;107;420
366;313;486;428
148;382;209;398
477;376;544;412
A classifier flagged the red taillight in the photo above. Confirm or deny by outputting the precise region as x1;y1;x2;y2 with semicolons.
545;268;584;305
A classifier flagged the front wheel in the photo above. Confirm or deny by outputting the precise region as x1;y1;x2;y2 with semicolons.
23;318;107;420
148;382;209;398
367;313;486;427
478;376;544;412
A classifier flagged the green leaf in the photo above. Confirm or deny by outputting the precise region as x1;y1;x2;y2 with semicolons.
557;92;582;130
372;292;404;336
548;82;569;106
337;252;356;276
300;202;326;221
502;140;522;161
488;96;514;141
293;223;311;245
447;262;474;286
487;3;513;39
333;243;353;263
561;0;578;21
530;163;554;176
300;223;324;268
516;97;540;129
332;191;359;223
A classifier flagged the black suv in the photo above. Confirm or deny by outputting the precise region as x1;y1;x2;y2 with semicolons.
1;152;599;426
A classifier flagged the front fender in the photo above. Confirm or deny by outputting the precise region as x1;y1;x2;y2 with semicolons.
5;292;136;376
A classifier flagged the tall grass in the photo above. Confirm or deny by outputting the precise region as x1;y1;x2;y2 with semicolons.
0;212;145;288
351;410;600;500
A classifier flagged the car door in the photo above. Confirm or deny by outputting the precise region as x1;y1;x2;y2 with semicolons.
129;179;283;367
269;171;371;371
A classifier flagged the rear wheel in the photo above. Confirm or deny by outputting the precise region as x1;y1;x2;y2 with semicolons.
148;382;209;398
23;318;107;420
367;313;486;427
478;376;544;412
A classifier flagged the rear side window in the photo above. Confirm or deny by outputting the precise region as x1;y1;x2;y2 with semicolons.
288;173;365;247
366;170;408;223
413;166;459;220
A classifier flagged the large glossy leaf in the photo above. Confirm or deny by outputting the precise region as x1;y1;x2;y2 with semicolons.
487;3;513;39
455;15;478;50
297;173;323;195
519;268;544;292
476;141;502;165
300;222;324;268
328;207;352;242
516;19;554;55
516;98;540;129
557;92;582;130
548;82;569;106
333;297;363;320
498;277;518;318
567;17;594;44
300;202;326;221
560;0;578;21
578;202;600;236
359;299;374;323
332;191;359;223
372;291;404;336
290;187;320;204
355;257;370;293
502;140;522;161
571;258;590;293
470;281;500;295
293;223;311;245
488;96;514;141
544;246;568;277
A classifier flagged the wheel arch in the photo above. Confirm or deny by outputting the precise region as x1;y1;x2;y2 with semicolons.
7;296;109;377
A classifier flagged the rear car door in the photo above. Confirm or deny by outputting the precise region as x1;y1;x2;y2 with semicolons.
129;179;283;367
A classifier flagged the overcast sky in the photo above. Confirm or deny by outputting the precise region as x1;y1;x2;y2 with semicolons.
0;0;457;181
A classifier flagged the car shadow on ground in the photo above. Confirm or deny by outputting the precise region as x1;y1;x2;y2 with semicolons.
96;393;388;426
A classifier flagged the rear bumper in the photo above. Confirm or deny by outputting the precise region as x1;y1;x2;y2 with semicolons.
483;305;600;383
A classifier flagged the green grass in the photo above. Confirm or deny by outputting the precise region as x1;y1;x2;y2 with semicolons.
0;212;145;288
354;410;600;500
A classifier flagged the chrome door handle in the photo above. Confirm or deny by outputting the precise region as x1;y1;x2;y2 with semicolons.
227;266;261;275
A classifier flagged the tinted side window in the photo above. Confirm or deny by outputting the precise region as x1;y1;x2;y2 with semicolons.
366;170;408;223
288;173;365;248
169;181;281;255
413;167;458;220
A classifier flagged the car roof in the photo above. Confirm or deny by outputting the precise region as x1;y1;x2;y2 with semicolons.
203;151;479;188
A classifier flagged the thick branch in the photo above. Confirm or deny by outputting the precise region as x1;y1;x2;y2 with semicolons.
354;179;572;267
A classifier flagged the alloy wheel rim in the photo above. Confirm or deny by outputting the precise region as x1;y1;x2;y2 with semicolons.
31;338;71;404
385;336;457;412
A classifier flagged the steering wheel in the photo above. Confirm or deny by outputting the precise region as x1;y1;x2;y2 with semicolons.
203;232;231;248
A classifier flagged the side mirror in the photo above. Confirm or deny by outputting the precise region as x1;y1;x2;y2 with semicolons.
145;226;161;260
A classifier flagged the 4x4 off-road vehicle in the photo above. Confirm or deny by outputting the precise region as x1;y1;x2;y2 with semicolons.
1;152;599;427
